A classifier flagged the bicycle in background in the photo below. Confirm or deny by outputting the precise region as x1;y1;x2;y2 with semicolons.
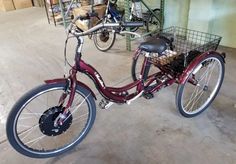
93;0;162;51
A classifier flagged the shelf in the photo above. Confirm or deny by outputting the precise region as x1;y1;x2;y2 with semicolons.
44;0;80;27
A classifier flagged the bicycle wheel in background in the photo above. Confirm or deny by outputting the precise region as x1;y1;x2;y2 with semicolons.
147;9;161;33
93;19;116;52
176;54;225;117
109;0;118;4
129;15;143;32
7;83;96;158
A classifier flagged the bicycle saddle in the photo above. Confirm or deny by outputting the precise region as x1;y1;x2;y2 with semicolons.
139;38;167;55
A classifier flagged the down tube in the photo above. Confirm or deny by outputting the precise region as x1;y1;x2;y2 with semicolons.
78;60;126;103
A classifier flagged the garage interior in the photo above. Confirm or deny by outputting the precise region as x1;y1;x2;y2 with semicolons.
0;0;236;163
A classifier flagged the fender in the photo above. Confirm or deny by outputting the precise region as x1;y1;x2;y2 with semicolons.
178;51;224;84
45;78;97;100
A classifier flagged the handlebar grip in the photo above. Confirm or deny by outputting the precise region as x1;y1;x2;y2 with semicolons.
122;22;144;28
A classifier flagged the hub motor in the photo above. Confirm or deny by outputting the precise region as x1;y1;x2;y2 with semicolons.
99;30;109;42
39;106;72;136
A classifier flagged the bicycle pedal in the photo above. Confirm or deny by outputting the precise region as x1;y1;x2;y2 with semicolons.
99;99;113;110
143;93;154;99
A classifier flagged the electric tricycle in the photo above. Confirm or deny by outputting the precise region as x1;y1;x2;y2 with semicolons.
6;13;225;158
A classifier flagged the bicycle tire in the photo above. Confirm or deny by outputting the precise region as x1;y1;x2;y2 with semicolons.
131;50;159;82
7;82;96;158
176;54;225;117
131;50;143;81
93;19;116;52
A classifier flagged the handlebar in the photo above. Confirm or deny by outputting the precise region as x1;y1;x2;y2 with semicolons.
68;12;144;37
70;21;144;37
121;22;144;28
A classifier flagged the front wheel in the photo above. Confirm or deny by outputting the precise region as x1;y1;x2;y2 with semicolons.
93;19;116;52
147;9;161;33
176;54;225;117
6;82;96;158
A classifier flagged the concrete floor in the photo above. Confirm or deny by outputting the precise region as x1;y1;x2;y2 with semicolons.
0;8;236;164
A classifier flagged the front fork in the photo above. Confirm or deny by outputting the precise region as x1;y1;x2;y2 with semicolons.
55;69;77;126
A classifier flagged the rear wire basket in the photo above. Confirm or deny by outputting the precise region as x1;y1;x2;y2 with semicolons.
153;26;222;73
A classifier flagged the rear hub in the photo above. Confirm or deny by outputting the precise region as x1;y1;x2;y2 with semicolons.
99;30;109;42
39;106;72;136
203;85;209;91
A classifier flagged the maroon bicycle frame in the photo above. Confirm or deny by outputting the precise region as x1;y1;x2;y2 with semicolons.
46;49;173;105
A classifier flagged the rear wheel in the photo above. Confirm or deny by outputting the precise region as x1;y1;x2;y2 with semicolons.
7;83;96;158
176;54;225;117
93;19;116;52
131;50;159;81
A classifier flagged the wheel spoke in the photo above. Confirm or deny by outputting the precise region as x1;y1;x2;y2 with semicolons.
19;124;39;140
184;82;201;109
26;135;46;147
71;94;90;113
70;95;84;108
206;61;217;86
185;85;203;110
73;113;89;122
63;93;90;123
188;89;205;112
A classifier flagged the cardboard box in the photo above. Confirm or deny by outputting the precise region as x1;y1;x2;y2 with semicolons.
73;4;106;31
32;0;44;7
80;0;90;6
13;0;32;10
0;0;15;11
46;0;59;5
